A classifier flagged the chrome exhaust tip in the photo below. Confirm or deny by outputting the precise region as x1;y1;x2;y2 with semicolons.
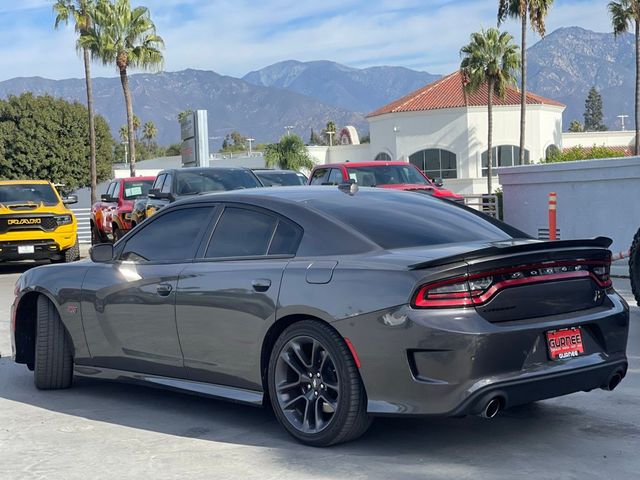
481;397;502;419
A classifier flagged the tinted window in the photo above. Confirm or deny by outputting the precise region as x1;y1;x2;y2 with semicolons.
328;169;344;185
123;179;154;200
269;221;302;255
310;169;329;185
175;170;261;196
302;191;512;249
121;207;211;262
153;174;166;190
255;171;306;187
206;208;278;258
161;174;173;194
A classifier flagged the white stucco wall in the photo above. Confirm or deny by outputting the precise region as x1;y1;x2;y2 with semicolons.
497;157;640;253
561;131;635;149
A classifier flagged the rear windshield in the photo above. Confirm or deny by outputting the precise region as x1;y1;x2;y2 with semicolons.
256;171;306;187
175;170;261;196
346;165;431;187
123;180;154;200
303;190;514;249
0;184;59;206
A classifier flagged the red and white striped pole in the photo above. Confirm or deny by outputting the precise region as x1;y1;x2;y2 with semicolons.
548;192;557;241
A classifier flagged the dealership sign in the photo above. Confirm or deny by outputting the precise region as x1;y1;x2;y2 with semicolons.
180;110;209;167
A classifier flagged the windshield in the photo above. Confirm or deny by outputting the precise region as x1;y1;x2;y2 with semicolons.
0;184;59;206
175;170;261;195
255;171;306;187
123;180;154;200
346;165;431;187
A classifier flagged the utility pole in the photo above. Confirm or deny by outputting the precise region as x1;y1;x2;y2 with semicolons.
327;130;335;147
246;138;255;155
618;114;629;131
284;125;294;137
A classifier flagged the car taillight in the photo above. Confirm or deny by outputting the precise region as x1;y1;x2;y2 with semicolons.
413;258;611;309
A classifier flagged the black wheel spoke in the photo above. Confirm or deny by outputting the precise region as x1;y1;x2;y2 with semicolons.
275;335;341;434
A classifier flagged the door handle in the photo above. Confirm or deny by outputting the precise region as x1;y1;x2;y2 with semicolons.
252;279;271;292
156;283;173;296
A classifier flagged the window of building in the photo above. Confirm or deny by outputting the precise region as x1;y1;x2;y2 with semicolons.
409;149;457;179
374;152;392;161
481;146;530;176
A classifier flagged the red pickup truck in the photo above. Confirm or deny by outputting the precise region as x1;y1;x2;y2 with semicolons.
308;162;464;202
91;176;155;243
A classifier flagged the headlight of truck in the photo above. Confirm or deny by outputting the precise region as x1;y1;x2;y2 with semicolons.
54;214;73;226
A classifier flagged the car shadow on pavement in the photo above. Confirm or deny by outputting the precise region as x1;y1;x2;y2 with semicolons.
4;355;636;480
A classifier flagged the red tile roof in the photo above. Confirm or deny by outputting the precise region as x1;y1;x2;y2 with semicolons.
367;70;565;118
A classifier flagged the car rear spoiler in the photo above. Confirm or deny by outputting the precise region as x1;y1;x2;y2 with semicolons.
408;237;613;270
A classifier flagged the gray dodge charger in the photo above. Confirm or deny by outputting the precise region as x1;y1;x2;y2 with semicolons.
11;186;629;446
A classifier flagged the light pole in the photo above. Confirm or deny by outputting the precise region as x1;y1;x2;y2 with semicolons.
284;125;294;136
121;141;128;164
618;115;629;131
326;130;335;147
246;138;255;156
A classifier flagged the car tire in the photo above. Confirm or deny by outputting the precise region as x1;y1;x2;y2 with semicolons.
630;227;640;306
34;295;73;390
268;320;371;447
53;240;80;264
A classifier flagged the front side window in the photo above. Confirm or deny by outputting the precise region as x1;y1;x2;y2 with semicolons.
205;207;301;258
121;207;212;262
310;169;329;185
152;174;166;191
106;182;116;197
112;182;121;200
161;174;173;194
327;169;344;185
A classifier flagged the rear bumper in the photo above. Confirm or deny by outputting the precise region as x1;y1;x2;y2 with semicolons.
333;293;629;416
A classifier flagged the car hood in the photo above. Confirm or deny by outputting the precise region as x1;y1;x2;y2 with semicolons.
0;202;70;215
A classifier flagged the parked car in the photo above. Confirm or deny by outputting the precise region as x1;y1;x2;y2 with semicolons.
253;169;307;187
134;167;263;223
0;180;79;263
11;186;628;446
309;161;464;202
91;176;155;244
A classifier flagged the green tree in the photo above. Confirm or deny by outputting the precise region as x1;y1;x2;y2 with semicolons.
219;131;249;153
132;114;141;140
177;109;193;122
544;145;623;162
324;121;337;146
461;28;520;193
142;120;157;146
165;143;181;156
119;125;128;142
609;0;640;153
264;135;314;171
584;87;607;131
80;0;164;176
0;93;114;189
54;0;99;204
498;0;554;165
568;120;584;132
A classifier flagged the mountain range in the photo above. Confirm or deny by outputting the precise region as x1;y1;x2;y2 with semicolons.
0;26;635;146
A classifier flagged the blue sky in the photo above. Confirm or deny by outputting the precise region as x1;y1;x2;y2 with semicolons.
0;0;617;81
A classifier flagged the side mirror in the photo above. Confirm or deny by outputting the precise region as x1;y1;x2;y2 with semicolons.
433;178;444;188
90;243;114;263
100;194;115;202
148;189;172;200
63;194;78;205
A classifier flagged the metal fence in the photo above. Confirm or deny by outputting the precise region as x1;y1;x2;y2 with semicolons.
463;194;499;219
72;207;91;244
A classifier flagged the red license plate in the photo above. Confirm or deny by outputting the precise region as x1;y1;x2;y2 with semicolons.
546;327;584;360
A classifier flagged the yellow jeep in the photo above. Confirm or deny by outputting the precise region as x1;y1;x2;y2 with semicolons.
0;180;79;263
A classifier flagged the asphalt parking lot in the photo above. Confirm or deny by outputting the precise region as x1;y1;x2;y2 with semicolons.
0;259;638;480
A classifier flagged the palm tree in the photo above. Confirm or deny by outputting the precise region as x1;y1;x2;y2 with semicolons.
265;135;314;171
498;0;554;165
142;121;157;147
54;0;99;204
461;28;520;193
609;0;640;155
81;0;164;176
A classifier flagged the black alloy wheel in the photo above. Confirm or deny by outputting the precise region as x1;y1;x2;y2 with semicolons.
268;320;371;446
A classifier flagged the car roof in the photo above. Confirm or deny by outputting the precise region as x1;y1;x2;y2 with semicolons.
158;167;251;175
315;161;412;168
253;169;300;174
119;176;156;182
0;180;52;185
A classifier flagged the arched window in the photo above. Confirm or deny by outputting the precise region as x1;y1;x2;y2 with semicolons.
481;145;530;176
374;152;392;161
409;149;457;179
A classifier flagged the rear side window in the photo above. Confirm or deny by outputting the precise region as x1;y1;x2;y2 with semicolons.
304;191;513;249
121;207;212;262
327;169;344;185
205;207;301;258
